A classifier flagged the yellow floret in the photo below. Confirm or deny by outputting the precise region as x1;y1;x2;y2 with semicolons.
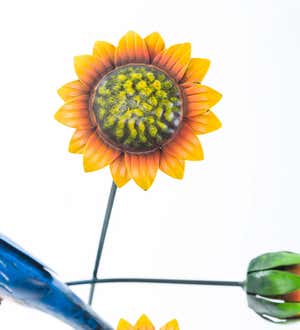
140;135;147;143
115;127;124;138
124;80;133;89
130;130;137;139
132;109;143;117
142;102;152;111
146;72;155;82
144;87;153;96
117;117;126;129
133;95;141;104
156;90;167;98
149;96;158;106
118;91;126;98
146;116;155;124
138;121;145;133
126;87;135;96
104;116;116;128
157;120;168;131
155;107;163;118
149;125;158;137
128;118;137;139
130;73;142;80
98;108;106;119
98;86;110;95
136;80;147;90
152;80;161;90
163;81;173;90
96;97;105;106
164;109;174;122
118;74;127;81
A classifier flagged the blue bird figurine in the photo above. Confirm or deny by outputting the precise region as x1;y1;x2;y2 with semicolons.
0;234;113;330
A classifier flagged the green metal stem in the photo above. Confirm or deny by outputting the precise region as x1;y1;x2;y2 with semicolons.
88;182;117;305
70;277;244;288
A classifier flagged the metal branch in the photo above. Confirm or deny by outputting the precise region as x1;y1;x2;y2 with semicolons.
70;277;244;288
88;182;117;305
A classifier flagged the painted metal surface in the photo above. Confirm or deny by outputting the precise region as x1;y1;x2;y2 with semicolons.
0;234;113;330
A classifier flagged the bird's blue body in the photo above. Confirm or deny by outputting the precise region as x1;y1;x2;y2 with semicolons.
0;234;113;330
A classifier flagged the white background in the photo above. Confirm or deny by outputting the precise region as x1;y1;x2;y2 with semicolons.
0;0;299;329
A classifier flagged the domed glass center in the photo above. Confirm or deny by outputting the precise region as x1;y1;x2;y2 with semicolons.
92;64;183;153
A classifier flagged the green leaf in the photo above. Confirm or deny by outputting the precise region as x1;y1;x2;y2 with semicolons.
246;270;300;295
247;294;300;319
248;252;300;273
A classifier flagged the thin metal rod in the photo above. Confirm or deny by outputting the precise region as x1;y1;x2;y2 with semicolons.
69;277;244;288
88;182;118;305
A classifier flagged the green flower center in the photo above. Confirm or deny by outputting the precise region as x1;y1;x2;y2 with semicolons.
92;64;183;153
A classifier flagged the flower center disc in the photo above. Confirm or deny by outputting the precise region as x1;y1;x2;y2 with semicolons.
92;65;183;153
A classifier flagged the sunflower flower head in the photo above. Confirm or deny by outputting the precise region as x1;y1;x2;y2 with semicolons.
55;31;222;190
117;314;180;330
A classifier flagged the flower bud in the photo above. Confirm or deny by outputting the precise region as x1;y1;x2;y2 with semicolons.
245;251;300;322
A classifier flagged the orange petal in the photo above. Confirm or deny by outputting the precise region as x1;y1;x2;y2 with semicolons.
160;151;185;179
58;80;90;101
93;41;116;71
55;95;93;129
74;55;105;87
163;124;204;161
117;319;134;330
182;83;222;117
282;266;300;302
134;315;155;330
125;152;160;190
185;110;221;134
83;132;120;172
110;154;130;187
283;290;300;302
153;43;191;81
144;32;165;62
287;265;300;275
115;31;150;66
69;128;94;154
181;58;210;83
160;320;180;330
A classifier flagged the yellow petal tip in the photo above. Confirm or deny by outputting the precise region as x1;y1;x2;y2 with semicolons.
135;314;154;327
160;319;180;330
211;89;222;103
83;159;95;172
181;42;191;52
113;179;127;188
68;145;81;154
57;87;64;98
117;318;134;330
138;183;152;191
54;110;63;123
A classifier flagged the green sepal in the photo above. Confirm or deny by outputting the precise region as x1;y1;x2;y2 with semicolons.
246;270;300;295
247;294;300;320
248;252;300;273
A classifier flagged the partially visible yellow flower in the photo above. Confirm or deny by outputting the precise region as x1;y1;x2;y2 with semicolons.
117;314;179;330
